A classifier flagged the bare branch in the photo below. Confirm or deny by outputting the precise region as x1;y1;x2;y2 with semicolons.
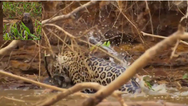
38;40;42;81
0;70;66;91
0;69;86;97
43;24;126;66
42;29;55;55
144;0;154;35
37;82;126;106
170;40;180;59
0;40;21;56
111;3;144;43
142;31;188;46
1;96;25;103
82;26;185;106
42;1;99;24
44;24;76;38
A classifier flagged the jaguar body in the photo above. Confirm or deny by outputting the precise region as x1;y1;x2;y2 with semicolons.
53;51;140;93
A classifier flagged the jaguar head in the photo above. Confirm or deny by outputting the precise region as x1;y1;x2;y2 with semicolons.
56;54;70;65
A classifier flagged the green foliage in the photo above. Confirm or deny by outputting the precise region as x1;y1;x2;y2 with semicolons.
3;2;42;18
182;73;188;79
90;41;111;51
34;20;42;40
143;76;155;91
3;2;42;40
3;24;7;34
90;44;100;51
3;33;11;40
3;22;41;40
102;41;111;47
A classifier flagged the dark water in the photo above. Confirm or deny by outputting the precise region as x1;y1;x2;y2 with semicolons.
0;88;188;106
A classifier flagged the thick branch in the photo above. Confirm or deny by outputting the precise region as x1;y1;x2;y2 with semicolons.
37;82;125;106
0;40;21;56
0;70;66;91
0;70;86;97
42;1;99;24
82;28;184;106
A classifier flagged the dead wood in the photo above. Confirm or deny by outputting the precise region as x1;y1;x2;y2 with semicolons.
37;82;126;106
0;69;87;97
39;1;188;106
142;31;188;46
82;24;188;106
0;69;66;91
0;40;21;56
42;1;99;24
0;69;125;106
43;24;126;67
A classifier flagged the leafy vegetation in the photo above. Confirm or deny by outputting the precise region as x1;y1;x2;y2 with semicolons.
143;76;155;91
3;21;41;40
182;73;188;80
3;2;42;18
3;2;42;40
90;41;111;51
102;41;111;47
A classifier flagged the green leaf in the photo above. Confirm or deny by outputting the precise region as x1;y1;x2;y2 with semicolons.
5;33;11;40
103;42;107;46
90;45;96;51
3;24;7;33
143;76;155;91
21;22;31;33
24;30;29;40
182;73;188;79
102;41;111;47
106;41;110;47
90;44;100;51
145;82;155;91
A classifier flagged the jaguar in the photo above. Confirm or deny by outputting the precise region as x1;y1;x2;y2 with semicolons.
52;51;141;94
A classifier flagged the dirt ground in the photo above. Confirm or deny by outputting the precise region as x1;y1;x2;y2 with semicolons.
0;39;188;90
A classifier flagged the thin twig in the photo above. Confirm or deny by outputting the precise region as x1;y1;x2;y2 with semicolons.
44;27;74;52
0;69;87;97
82;26;186;106
0;40;9;49
2;96;25;103
145;0;154;35
111;3;144;44
38;40;41;82
0;70;66;91
44;24;76;38
42;1;99;24
31;40;47;49
42;29;55;56
170;39;180;59
44;1;75;24
142;31;188;46
43;24;126;65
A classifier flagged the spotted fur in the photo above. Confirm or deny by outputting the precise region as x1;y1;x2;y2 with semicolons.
53;51;140;93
